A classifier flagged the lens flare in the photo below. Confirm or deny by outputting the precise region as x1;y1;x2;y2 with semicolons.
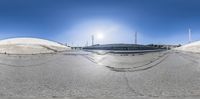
97;33;104;39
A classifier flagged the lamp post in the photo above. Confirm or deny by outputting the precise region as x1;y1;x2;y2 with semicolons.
188;28;191;43
135;32;137;44
91;35;94;46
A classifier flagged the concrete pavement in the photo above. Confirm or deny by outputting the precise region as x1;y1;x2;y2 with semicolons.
0;50;199;99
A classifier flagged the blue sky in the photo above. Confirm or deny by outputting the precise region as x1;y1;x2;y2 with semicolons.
0;0;200;46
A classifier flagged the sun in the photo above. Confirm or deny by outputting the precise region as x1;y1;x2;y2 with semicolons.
96;33;104;39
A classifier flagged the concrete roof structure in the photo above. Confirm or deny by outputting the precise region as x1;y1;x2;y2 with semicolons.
176;41;200;53
0;37;70;54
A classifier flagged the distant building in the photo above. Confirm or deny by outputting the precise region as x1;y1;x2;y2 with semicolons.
147;44;181;50
83;44;164;50
71;47;82;50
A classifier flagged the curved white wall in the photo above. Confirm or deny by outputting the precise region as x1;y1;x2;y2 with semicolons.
0;37;70;54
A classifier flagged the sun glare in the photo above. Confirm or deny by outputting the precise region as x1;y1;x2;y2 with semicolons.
97;33;104;39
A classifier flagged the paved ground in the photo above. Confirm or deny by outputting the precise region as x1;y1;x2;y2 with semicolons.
0;50;199;99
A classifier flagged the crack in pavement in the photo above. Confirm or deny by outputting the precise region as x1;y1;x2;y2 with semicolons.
120;51;200;98
0;55;64;67
82;51;170;73
177;52;200;64
106;52;170;72
123;72;144;96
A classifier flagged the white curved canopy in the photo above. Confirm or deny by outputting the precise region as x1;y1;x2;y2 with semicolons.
177;41;200;53
0;37;70;54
